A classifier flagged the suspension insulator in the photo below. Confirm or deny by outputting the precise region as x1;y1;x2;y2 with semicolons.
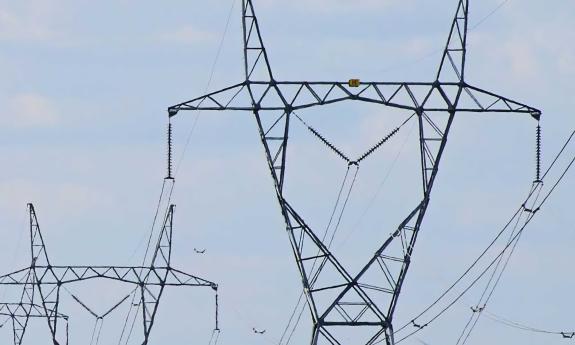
356;126;401;164
536;124;541;182
167;122;174;179
308;126;351;163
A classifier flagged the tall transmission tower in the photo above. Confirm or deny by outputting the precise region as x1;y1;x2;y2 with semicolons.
168;1;541;344
0;203;218;345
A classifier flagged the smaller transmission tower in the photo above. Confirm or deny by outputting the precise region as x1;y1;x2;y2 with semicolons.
0;203;217;345
0;303;69;345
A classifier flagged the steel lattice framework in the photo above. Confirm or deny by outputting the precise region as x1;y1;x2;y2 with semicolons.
0;204;217;345
0;303;69;345
169;1;541;344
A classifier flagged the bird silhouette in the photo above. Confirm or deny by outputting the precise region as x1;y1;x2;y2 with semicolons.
253;327;266;334
194;248;206;254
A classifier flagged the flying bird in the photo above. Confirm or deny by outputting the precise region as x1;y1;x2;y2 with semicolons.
253;327;266;334
194;248;206;254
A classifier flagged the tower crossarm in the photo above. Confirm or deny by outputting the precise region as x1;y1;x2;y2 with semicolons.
456;83;541;119
168;81;540;120
0;303;68;319
0;266;216;288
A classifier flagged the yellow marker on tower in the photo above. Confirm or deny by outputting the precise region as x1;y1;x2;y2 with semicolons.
348;79;360;87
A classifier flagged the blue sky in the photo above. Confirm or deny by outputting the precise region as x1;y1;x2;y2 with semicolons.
1;0;575;344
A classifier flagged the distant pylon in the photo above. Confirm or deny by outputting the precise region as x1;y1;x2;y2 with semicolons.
0;204;217;345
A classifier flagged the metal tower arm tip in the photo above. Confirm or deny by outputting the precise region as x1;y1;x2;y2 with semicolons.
168;107;179;117
531;110;542;121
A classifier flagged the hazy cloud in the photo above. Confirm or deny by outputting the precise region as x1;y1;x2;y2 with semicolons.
155;25;216;44
503;39;540;80
260;0;407;12
0;93;60;128
0;4;59;41
0;179;109;216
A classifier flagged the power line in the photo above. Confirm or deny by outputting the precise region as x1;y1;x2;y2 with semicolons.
393;204;526;335
393;136;575;343
470;0;511;30
174;0;238;177
542;130;575;179
281;165;359;345
378;0;512;75
337;118;417;250
393;128;575;338
120;2;239;342
456;183;543;345
484;310;574;337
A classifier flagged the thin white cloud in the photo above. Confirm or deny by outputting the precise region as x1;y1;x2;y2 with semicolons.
0;4;59;41
260;0;407;13
503;40;540;80
532;27;575;77
0;179;110;216
155;25;216;44
0;93;60;128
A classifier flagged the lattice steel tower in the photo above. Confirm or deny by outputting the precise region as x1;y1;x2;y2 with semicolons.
0;203;217;345
168;1;541;344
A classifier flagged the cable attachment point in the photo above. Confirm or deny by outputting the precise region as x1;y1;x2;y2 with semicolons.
535;123;542;182
411;320;427;329
167;120;174;180
521;205;540;214
470;306;484;313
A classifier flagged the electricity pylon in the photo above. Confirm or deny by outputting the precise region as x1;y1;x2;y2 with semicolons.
168;1;541;344
0;203;217;345
0;303;69;345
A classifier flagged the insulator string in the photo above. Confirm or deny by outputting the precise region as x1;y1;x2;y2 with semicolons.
167;120;174;180
215;291;220;331
536;123;542;182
